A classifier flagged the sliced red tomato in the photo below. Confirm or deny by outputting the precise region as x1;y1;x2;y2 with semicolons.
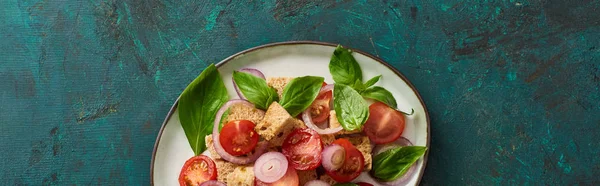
325;139;365;183
357;182;374;186
363;102;406;144
219;120;259;156
255;166;299;186
178;155;217;186
282;128;323;170
309;82;332;123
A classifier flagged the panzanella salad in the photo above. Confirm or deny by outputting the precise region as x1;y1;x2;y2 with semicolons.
177;45;427;186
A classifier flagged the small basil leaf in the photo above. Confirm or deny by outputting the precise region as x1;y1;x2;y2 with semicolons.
178;64;229;155
279;76;324;117
329;45;363;85
363;75;381;88
352;79;366;93
233;71;279;110
334;84;370;131
372;146;427;182
361;86;398;109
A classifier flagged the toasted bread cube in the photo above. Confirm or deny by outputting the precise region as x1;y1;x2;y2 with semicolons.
267;77;294;98
320;134;335;146
319;174;337;185
255;102;306;147
214;159;237;184
298;170;318;186
205;134;221;159
224;103;265;125
329;110;362;136
226;165;255;186
347;136;373;171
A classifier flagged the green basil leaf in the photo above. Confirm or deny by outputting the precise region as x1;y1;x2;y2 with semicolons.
279;76;324;117
333;84;370;131
329;45;363;85
178;64;229;155
372;146;427;181
233;71;279;110
363;75;381;88
361;86;398;109
352;79;366;93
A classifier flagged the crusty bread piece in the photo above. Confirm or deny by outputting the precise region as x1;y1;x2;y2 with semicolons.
205;134;221;160
297;170;318;186
255;102;306;147
347;136;373;171
214;159;237;184
224;103;265;125
319;174;337;185
226;165;255;186
320;134;335;146
266;77;294;98
329;110;362;136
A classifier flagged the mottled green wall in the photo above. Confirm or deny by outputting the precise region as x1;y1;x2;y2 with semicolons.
1;0;599;185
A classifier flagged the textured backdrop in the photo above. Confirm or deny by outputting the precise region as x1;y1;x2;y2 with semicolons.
1;0;599;185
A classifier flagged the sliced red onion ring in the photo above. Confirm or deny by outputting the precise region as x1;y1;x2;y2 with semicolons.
233;68;266;99
199;180;227;186
372;137;413;155
213;99;267;164
370;137;417;186
321;144;345;171
302;84;342;134
304;180;331;186
253;152;289;183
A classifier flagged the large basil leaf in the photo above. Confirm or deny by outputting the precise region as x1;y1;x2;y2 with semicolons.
329;45;363;86
333;84;370;131
279;76;324;117
361;86;398;109
178;64;229;155
233;71;279;110
372;146;427;181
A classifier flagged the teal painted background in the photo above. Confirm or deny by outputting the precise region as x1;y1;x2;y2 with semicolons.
1;0;599;185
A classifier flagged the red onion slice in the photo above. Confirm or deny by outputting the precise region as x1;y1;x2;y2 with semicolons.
371;137;418;186
302;84;342;134
213;99;267;164
321;144;345;172
199;180;227;186
254;152;289;183
304;180;331;186
233;68;266;99
372;137;413;155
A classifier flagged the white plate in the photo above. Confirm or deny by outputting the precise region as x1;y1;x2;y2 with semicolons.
151;41;430;186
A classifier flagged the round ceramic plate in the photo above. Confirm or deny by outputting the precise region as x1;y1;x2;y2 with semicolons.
151;41;430;186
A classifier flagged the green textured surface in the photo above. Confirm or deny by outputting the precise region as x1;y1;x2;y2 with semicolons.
1;0;599;185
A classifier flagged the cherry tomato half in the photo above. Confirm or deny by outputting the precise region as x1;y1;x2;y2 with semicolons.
255;166;299;186
357;182;374;186
219;120;259;156
363;102;406;144
325;139;365;183
282;128;323;170
178;155;217;186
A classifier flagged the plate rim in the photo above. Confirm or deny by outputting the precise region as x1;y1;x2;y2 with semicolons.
150;40;431;185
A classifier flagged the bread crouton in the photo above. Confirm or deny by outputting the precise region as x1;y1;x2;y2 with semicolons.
255;102;306;147
347;136;373;171
267;77;294;97
224;103;265;125
226;165;255;186
205;134;220;160
319;174;337;185
320;134;335;146
214;159;237;184
297;170;318;186
329;110;361;136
